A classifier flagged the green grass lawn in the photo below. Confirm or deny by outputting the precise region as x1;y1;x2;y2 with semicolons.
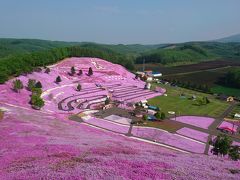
211;85;240;98
227;104;240;119
149;84;229;118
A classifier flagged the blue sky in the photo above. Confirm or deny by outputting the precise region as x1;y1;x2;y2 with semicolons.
0;0;239;44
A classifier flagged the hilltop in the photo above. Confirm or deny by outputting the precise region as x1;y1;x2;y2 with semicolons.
216;34;240;43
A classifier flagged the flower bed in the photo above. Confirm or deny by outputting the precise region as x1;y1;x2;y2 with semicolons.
171;116;215;129
176;127;209;142
85;117;130;134
132;126;206;153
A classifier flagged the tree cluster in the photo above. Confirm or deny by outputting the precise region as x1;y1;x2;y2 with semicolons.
210;134;239;161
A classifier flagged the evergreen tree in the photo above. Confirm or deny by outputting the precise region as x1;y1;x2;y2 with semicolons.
13;79;23;93
71;66;76;75
56;76;62;83
88;67;93;76
44;67;50;74
76;83;81;91
35;81;42;88
77;69;83;76
105;97;110;105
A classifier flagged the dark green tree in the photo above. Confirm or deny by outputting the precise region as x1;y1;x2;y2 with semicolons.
88;67;93;76
31;94;44;109
76;83;81;91
35;81;42;88
71;66;76;75
27;79;36;91
44;67;50;74
77;69;83;76
155;111;161;119
56;76;62;83
13;79;23;93
228;145;240;161
160;112;166;120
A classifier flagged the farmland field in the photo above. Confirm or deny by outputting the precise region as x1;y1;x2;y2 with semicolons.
135;59;240;75
148;84;229;118
163;67;233;87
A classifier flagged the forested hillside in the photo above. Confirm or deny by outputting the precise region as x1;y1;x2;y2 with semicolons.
0;38;81;58
136;42;240;66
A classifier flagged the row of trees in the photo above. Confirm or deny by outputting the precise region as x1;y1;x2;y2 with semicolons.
0;46;134;84
218;68;240;89
166;79;211;93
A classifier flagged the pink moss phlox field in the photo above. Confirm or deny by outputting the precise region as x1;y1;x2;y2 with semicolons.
176;127;209;142
85;117;130;134
0;104;239;179
0;58;239;179
171;116;215;129
132;127;206;153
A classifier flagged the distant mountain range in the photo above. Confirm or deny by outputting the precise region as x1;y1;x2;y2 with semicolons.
215;33;240;43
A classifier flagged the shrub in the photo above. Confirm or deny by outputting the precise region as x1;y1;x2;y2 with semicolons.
31;94;44;109
143;114;148;121
228;145;240;161
27;79;36;91
160;112;166;120
155;111;161;119
32;88;42;96
12;79;23;93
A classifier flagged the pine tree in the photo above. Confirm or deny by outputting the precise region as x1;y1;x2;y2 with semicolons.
76;83;81;91
71;66;76;75
88;67;93;76
56;76;62;84
35;81;42;88
44;67;50;74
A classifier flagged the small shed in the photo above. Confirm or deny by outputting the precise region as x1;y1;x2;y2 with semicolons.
227;96;234;102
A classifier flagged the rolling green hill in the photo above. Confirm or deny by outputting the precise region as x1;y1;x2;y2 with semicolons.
136;42;240;66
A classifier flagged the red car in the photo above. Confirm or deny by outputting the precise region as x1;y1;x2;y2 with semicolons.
217;126;236;134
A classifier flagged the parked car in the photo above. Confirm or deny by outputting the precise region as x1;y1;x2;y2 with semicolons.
217;126;236;134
